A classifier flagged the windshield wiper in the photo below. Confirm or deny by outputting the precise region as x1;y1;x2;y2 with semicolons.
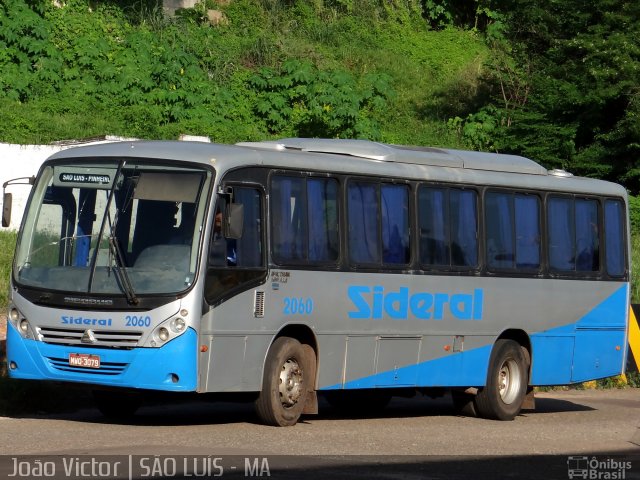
108;235;138;305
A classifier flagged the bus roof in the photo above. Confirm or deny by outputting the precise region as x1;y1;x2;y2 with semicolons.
46;138;627;198
237;138;549;175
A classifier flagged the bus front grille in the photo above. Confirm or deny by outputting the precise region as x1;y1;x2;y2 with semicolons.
46;356;128;375
38;327;143;348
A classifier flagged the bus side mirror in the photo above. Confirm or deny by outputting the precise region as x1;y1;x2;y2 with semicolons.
2;192;12;228
225;203;244;240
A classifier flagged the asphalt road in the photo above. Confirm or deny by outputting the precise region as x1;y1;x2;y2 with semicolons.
0;388;638;479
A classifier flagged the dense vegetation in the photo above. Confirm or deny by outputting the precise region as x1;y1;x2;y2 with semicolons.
2;0;639;192
1;0;639;280
439;1;640;192
0;0;486;146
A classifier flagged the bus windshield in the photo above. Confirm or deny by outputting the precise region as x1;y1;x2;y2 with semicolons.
14;160;212;297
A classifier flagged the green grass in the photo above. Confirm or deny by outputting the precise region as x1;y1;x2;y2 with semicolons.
0;230;17;311
631;235;640;303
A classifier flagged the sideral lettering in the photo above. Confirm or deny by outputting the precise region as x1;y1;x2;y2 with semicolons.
348;286;483;321
61;316;112;327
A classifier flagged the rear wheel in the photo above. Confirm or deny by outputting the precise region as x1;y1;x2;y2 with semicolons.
475;339;528;420
255;337;311;427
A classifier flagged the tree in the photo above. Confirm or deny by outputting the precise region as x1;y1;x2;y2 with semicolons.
462;0;640;191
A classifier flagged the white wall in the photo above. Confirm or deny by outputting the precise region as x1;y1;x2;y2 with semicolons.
0;138;131;230
163;0;198;14
0;144;67;230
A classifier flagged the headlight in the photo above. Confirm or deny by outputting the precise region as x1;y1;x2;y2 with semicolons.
143;312;190;347
157;327;170;342
9;308;36;340
19;319;30;333
170;318;186;333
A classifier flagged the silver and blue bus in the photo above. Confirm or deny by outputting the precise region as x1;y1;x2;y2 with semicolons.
3;138;629;426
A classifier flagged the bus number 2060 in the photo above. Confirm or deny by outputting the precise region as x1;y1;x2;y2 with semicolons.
282;297;314;316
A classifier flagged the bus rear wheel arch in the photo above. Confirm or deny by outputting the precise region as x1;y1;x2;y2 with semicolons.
474;339;529;420
255;336;316;426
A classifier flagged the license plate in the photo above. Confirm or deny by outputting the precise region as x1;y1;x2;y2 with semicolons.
69;353;100;369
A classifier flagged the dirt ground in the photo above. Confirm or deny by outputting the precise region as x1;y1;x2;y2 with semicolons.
0;314;6;375
0;313;6;341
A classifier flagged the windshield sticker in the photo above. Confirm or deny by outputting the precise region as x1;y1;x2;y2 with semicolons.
53;166;116;189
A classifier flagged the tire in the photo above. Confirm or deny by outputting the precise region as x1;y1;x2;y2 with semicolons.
474;339;528;421
450;390;478;417
255;337;310;427
93;389;141;420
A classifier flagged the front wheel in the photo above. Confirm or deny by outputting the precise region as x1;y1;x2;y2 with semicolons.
474;339;528;421
255;337;311;427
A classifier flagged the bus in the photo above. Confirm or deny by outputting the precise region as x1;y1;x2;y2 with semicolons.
2;138;629;426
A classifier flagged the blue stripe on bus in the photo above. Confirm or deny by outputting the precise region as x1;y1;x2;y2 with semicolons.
321;344;492;390
6;325;198;391
321;284;628;390
531;283;628;385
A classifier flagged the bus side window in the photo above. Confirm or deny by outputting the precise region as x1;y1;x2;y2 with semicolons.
575;199;599;272
514;195;540;269
419;186;478;269
485;192;515;269
205;187;265;305
548;196;599;274
418;187;449;266
348;182;380;264
485;191;540;270
272;176;307;262
210;207;234;266
234;188;263;267
604;199;625;277
308;178;339;262
450;189;478;267
548;196;575;271
271;175;339;264
381;184;410;264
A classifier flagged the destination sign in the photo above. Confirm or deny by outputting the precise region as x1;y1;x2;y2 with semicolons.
52;166;117;189
58;173;111;185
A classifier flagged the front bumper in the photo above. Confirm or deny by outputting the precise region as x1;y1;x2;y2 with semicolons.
6;322;198;391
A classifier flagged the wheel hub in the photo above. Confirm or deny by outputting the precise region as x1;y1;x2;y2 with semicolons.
498;358;521;404
279;358;303;407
